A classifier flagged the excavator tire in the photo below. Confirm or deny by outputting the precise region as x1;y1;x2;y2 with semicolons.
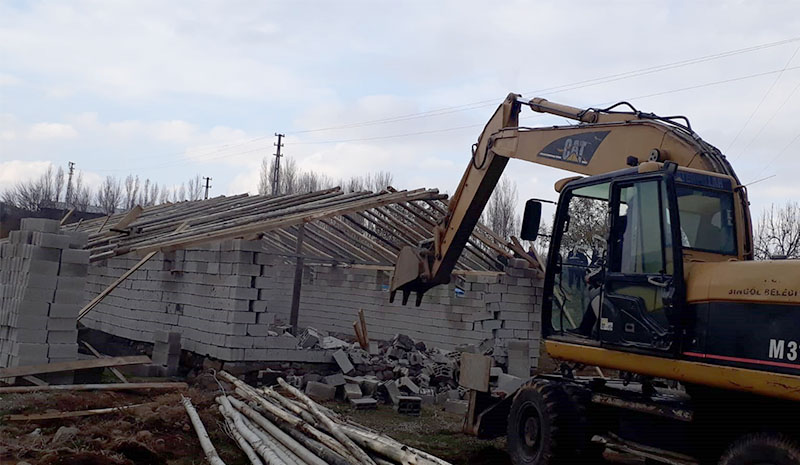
507;380;585;465
718;433;800;465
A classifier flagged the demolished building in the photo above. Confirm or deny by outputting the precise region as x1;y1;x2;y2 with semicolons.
2;187;544;377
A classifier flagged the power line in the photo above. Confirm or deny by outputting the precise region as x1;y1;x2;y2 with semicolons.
733;77;800;162
728;45;800;158
749;129;800;182
288;35;800;135
95;63;800;174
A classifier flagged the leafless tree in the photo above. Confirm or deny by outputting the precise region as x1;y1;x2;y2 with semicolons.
2;165;62;211
754;202;800;259
343;171;394;193
72;173;92;212
95;176;123;214
187;174;203;201
159;187;171;204
124;174;141;210
54;166;65;204
483;176;520;240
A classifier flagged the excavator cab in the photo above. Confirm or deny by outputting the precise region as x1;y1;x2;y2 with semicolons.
528;162;741;357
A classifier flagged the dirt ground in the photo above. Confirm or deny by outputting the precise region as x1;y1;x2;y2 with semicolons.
0;370;635;465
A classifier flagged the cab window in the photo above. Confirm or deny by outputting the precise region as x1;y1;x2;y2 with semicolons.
675;186;736;255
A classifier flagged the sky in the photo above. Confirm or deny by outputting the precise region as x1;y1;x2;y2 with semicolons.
2;0;800;222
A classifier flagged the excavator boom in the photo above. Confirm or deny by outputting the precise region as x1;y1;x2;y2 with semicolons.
391;93;752;305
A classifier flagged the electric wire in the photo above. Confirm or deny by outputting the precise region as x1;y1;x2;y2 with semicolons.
728;46;800;157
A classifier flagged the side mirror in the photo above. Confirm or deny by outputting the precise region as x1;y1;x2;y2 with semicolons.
520;199;542;241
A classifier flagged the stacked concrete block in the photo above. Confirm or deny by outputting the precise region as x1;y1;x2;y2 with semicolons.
0;219;88;377
152;330;181;376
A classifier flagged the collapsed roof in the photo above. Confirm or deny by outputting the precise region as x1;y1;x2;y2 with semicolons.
66;187;527;272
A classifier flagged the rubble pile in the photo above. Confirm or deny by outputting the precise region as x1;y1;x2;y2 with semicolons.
268;328;531;417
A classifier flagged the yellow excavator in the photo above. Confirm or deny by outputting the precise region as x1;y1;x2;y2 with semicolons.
390;94;800;464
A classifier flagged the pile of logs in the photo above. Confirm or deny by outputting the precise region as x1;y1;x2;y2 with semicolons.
182;370;453;465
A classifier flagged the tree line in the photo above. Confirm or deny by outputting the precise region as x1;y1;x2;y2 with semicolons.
1;165;207;215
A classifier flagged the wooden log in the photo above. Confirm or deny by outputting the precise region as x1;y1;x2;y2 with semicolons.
81;341;128;383
0;382;186;393
232;396;350;465
4;403;152;421
217;405;263;465
182;396;226;465
226;396;326;465
277;377;376;465
218;396;284;465
353;321;366;349
218;372;355;463
0;355;151;379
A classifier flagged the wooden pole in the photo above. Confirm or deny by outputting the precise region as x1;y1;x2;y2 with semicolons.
289;223;305;335
0;355;150;379
4;403;151;421
182;396;226;465
277;378;376;465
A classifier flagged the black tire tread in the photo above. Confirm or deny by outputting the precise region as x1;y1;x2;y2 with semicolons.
719;433;800;465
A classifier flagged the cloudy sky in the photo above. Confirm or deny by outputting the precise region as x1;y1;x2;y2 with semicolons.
2;0;800;220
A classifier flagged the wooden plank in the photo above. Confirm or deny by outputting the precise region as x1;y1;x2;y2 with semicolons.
82;341;128;383
4;403;155;421
78;251;157;320
108;205;143;232
96;214;111;233
289;224;305;335
22;375;48;386
0;382;186;394
358;309;369;345
0;355;151;379
59;208;75;226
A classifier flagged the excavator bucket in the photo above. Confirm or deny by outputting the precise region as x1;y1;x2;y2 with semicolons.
389;246;430;306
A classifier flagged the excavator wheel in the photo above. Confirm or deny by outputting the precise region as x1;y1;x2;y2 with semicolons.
719;433;800;465
507;380;587;465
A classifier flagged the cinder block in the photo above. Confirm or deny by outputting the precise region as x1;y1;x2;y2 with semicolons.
47;318;77;331
344;383;362;400
60;249;90;264
305;381;335;401
507;340;531;378
47;330;78;344
20;218;60;233
47;343;78;358
332;350;354;374
54;289;85;305
49;303;77;318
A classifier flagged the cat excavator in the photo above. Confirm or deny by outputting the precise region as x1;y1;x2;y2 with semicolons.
390;94;800;464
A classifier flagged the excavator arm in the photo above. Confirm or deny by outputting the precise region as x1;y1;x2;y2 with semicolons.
390;93;751;305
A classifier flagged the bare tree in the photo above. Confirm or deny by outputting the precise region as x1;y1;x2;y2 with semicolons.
187;174;203;201
483;176;520;240
95;176;122;214
72;172;92;212
754;202;800;259
54;166;65;204
123;174;141;210
2;165;62;211
159;187;171;204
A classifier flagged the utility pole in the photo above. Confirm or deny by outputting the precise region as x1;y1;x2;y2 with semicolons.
272;133;284;196
65;161;75;206
203;176;212;200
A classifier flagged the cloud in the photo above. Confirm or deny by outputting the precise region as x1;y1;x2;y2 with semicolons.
0;160;53;185
27;122;78;139
0;72;20;86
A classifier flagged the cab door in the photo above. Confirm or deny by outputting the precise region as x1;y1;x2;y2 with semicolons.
600;177;682;353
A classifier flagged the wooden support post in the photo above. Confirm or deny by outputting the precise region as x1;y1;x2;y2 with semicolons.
60;208;75;226
78;251;157;320
289;223;305;335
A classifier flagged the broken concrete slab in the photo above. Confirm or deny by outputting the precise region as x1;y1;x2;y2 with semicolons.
445;399;469;415
496;373;524;396
343;383;362;400
458;352;492;392
332;350;354;374
507;340;531;378
324;373;346;387
350;397;377;410
304;381;335;402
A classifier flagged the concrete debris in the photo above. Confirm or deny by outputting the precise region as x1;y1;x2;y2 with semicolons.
343;383;362;400
496;373;524;396
332;350;354;374
396;396;422;416
444;399;469;415
304;381;336;402
323;373;346;387
320;336;348;350
350;397;378;409
51;426;80;444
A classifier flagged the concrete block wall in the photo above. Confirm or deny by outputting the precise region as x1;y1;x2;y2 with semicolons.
81;239;329;363
0;218;88;372
263;258;543;369
82;238;543;368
